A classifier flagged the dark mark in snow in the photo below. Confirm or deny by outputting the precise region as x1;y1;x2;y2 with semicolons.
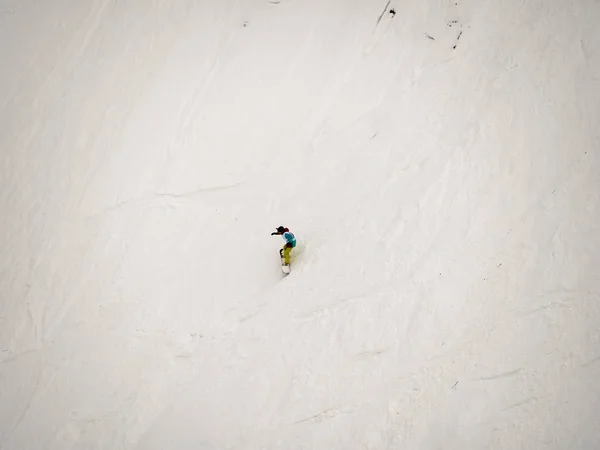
425;33;435;40
453;31;463;49
451;381;459;389
502;397;539;411
294;408;350;424
376;0;391;27
478;368;522;381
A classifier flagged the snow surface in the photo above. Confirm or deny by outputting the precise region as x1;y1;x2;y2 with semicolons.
1;0;600;449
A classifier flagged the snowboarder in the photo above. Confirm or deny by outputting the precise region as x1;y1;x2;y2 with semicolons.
271;226;296;267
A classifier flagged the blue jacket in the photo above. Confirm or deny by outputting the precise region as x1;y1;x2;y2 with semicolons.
282;231;296;247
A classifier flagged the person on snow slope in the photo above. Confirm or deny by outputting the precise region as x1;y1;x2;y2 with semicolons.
271;226;296;266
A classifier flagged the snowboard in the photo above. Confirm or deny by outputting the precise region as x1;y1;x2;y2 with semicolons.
280;252;290;274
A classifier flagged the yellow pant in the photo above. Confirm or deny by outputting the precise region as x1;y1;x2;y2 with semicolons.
282;246;293;265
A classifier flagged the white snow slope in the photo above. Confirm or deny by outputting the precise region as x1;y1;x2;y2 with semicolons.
1;0;600;449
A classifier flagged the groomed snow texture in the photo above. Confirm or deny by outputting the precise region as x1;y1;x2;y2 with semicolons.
1;1;600;449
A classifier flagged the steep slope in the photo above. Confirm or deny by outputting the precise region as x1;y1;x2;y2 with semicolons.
1;0;599;449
